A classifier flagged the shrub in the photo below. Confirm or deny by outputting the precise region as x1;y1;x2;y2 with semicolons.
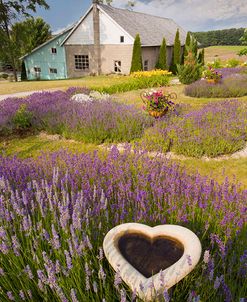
177;51;202;84
185;74;247;98
0;73;8;79
207;58;223;68
130;34;143;72
12;104;33;131
177;63;202;84
226;58;241;67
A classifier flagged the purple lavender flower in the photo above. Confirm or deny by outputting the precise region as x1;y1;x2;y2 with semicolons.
64;250;73;270
70;289;79;302
7;291;15;300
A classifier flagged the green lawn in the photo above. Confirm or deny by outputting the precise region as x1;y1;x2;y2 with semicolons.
204;45;247;63
0;74;131;95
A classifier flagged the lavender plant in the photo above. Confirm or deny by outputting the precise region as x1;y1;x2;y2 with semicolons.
0;148;246;301
0;89;152;143
185;74;247;98
142;100;247;157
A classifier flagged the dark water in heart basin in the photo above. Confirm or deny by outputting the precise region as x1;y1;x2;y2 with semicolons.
118;233;184;278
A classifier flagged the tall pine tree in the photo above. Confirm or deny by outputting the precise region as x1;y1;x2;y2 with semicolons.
170;29;181;74
156;37;167;70
130;34;143;72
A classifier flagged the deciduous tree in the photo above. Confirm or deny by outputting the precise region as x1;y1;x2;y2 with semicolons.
0;0;49;81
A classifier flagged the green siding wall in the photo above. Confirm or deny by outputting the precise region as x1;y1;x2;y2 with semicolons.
24;31;69;80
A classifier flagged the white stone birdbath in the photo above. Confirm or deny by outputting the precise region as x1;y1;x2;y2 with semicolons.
103;223;201;301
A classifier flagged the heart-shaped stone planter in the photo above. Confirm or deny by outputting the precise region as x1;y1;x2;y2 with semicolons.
103;223;201;301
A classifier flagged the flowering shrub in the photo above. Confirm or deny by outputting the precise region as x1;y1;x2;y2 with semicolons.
130;69;172;78
202;66;222;81
141;90;176;113
185;74;247;98
0;89;153;143
0;148;246;301
142;100;247;157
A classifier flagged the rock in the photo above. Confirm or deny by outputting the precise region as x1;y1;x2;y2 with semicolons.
71;93;93;103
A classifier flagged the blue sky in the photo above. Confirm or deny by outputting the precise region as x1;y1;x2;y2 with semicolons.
32;0;247;33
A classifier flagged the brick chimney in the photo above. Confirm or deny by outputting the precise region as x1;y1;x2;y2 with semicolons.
92;0;101;75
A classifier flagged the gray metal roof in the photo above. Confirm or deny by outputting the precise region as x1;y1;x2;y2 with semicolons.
99;4;187;46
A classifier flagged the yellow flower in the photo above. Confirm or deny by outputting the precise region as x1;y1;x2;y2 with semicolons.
130;69;172;78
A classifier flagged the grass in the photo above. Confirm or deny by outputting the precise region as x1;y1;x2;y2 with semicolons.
204;45;247;63
2;131;247;190
0;135;99;159
0;75;132;95
177;157;247;189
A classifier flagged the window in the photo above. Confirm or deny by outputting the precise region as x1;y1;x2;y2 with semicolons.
34;67;41;73
74;55;89;70
144;60;148;71
51;48;57;54
114;61;121;73
120;36;124;43
49;68;57;74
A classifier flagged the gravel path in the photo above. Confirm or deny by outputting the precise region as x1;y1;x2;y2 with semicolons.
0;89;59;101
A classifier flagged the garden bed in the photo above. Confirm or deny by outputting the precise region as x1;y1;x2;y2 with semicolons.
142;100;247;157
185;68;247;98
0;89;153;144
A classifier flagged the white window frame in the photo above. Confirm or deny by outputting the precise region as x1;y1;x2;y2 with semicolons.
114;60;121;73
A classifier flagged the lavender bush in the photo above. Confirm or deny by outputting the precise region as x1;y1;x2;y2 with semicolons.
0;148;246;301
142;100;247;157
0;89;152;143
185;74;247;98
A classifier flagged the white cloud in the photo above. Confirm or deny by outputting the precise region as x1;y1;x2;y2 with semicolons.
112;0;247;31
52;23;74;35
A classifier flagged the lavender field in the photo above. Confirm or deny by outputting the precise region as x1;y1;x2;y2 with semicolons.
0;148;246;301
0;75;247;301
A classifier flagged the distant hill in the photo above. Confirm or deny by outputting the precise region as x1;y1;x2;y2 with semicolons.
193;28;245;48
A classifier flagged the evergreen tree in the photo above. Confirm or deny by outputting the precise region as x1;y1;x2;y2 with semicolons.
192;37;198;58
130;34;143;72
184;32;191;57
170;29;181;74
21;61;27;81
155;37;167;70
198;48;205;65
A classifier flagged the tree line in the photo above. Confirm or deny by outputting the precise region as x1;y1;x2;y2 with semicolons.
192;28;245;48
